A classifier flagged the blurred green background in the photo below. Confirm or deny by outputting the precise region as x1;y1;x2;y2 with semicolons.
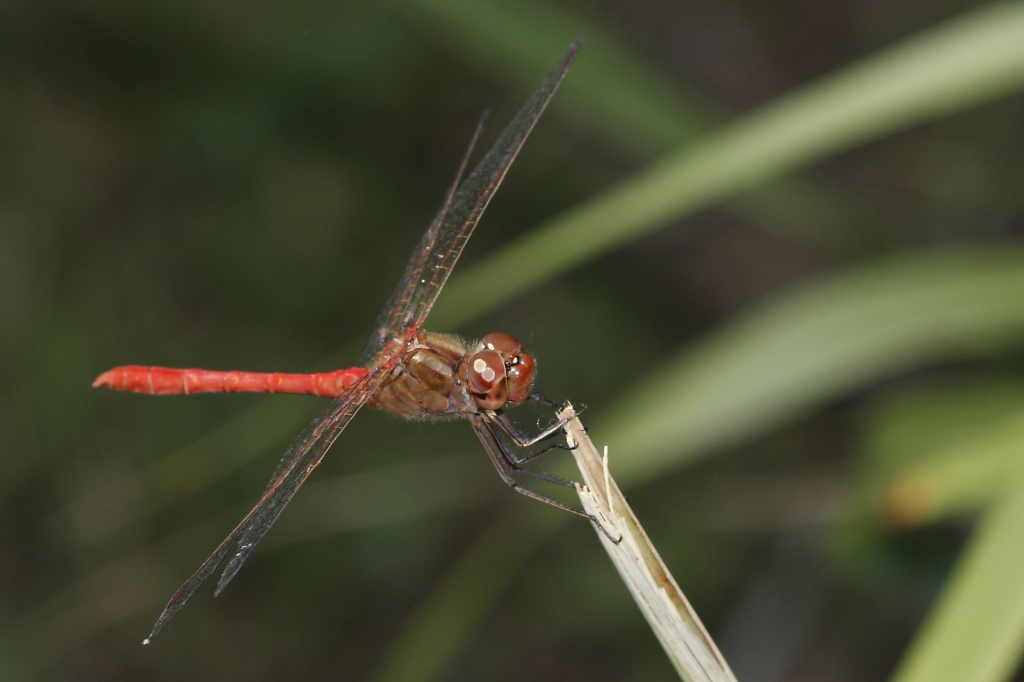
3;0;1024;680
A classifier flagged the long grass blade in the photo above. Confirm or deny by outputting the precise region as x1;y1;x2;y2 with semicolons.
432;1;1024;326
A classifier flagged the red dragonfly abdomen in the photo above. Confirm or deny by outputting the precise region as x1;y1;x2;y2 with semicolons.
92;365;370;397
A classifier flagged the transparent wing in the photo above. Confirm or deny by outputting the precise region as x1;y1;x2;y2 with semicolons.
359;37;582;363
144;367;389;643
358;111;488;364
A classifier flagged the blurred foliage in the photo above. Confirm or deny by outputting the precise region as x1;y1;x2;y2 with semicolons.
3;0;1024;681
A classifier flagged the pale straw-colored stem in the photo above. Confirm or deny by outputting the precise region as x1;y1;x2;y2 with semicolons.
559;404;738;682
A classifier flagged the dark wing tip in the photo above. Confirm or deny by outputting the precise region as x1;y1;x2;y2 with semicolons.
566;36;584;67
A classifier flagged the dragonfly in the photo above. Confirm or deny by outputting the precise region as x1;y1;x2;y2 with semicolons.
94;38;588;644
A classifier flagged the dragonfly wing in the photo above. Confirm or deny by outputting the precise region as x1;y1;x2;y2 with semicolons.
359;113;489;364
360;38;582;363
403;38;580;334
144;367;389;643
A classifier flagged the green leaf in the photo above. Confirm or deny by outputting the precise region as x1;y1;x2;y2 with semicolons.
887;415;1024;525
891;472;1024;682
837;381;1024;578
601;249;1024;484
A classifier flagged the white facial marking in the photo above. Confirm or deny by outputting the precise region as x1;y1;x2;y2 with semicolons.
473;358;496;382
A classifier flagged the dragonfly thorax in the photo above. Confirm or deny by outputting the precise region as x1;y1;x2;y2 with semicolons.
367;331;534;417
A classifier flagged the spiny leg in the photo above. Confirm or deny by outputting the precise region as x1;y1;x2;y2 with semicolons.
527;393;565;410
527;394;587;419
489;409;577;447
488;411;579;466
468;414;619;542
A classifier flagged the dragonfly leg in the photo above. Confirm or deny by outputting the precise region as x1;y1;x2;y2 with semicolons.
469;415;620;543
527;394;588;417
513;442;575;467
489;409;579;449
526;393;564;410
507;457;575;487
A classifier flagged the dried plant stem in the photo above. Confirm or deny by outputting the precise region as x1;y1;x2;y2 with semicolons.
558;404;737;682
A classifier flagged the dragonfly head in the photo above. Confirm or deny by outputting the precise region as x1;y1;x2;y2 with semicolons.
465;332;535;410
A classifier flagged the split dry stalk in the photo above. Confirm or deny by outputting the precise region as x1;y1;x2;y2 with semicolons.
559;404;738;682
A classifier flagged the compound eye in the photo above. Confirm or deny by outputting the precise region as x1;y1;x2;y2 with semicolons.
506;352;535;405
467;350;508;410
480;332;521;361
